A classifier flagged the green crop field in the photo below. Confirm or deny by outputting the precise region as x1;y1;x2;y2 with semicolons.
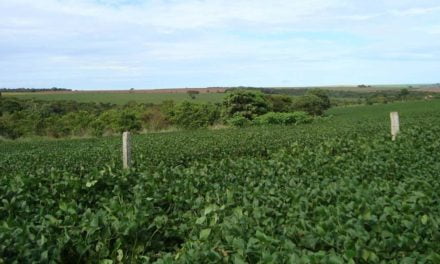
4;84;434;105
1;100;440;263
271;84;434;92
316;84;418;92
2;91;227;105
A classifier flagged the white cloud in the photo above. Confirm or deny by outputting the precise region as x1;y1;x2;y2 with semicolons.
391;6;440;16
0;0;439;88
0;0;347;34
335;14;382;21
414;25;440;35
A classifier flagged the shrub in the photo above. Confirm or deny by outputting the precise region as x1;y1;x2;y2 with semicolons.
141;108;170;131
308;89;331;110
0;119;23;139
293;95;326;115
222;90;271;120
227;115;252;127
169;101;220;129
90;119;105;137
117;111;142;133
366;94;389;105
292;89;331;116
254;112;312;125
266;94;293;112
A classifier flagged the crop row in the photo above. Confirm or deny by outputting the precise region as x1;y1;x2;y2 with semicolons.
1;101;440;263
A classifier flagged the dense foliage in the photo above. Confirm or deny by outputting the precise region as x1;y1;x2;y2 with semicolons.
1;91;227;105
1;100;440;263
0;87;71;93
222;91;272;120
168;101;220;129
228;87;436;101
253;112;312;126
292;89;331;116
0;90;330;139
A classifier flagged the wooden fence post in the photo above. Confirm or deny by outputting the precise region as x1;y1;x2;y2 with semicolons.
122;131;131;169
390;112;400;141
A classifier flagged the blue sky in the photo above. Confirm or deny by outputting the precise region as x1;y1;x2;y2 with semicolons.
0;0;439;90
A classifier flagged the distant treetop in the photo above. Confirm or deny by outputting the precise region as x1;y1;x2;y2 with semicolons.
0;87;71;93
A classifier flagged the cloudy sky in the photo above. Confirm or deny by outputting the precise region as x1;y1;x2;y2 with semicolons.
1;0;439;89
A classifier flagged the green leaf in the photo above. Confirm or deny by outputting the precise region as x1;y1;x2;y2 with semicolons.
361;250;370;261
328;255;344;264
86;180;98;188
37;235;46;246
40;250;48;261
199;228;211;240
116;249;123;262
226;189;234;204
362;211;372;221
204;205;216;215
234;255;247;264
196;216;206;225
421;215;429;225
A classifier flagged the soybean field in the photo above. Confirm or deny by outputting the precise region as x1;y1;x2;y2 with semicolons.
1;100;440;263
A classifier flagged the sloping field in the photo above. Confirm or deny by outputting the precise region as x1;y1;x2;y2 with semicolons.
1;100;440;263
2;90;226;105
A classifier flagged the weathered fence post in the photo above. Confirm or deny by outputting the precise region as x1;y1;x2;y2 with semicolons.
122;131;131;169
390;112;400;141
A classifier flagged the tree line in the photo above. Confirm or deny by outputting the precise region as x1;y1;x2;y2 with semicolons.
0;89;331;139
0;87;71;93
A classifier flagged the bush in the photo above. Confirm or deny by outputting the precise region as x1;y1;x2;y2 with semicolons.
366;94;389;105
293;95;326;115
254;112;312;125
169;101;220;129
0;119;23;139
222;90;271;120
308;89;331;109
117;111;142;133
292;89;331;116
266;95;293;112
227;115;252;127
140;108;170;131
90;119;105;137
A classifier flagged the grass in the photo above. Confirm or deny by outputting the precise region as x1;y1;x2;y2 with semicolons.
2;91;227;105
315;84;427;92
4;83;437;105
327;99;440;122
4;84;435;105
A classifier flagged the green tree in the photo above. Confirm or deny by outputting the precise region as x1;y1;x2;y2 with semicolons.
266;95;293;112
90;119;105;137
98;109;121;133
307;89;331;110
293;95;326;115
169;101;220;129
187;90;200;100
227;114;252;127
140;108;170;131
222;90;271;120
117;111;141;133
292;89;331;116
0;118;23;139
253;112;312;125
399;88;410;100
61;111;95;136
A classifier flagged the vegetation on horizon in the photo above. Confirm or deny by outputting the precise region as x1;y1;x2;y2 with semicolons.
1;91;227;105
2;84;438;105
0;89;334;139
